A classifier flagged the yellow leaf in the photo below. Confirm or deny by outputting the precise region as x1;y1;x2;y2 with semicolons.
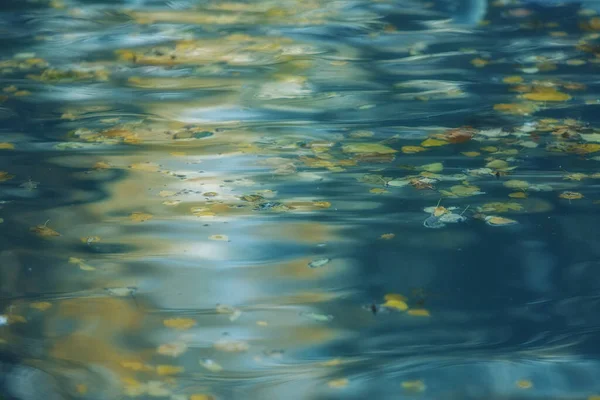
328;378;349;388
0;171;14;182
385;293;407;302
93;161;111;170
370;188;388;194
129;212;153;222
485;216;518;226
380;233;395;240
342;143;397;154
163;317;196;330
156;365;184;376
159;190;177;197
479;202;523;213
462;151;480;157
256;320;268;326
30;223;60;237
402;146;427;154
407;309;431;317
214;338;249;352
503;180;529;190
564;173;588;181
0;143;14;150
120;361;153;371
493;103;538;115
419;162;443;173
447;185;483;197
559;191;583;200
421;138;449;147
573;143;600;154
471;58;489;67
312;201;331;208
157;342;188;357
588;396;600;400
80;236;101;244
209;234;229;241
402;380;426;392
485;159;509;170
522;87;571;102
503;76;524;84
509;192;528;198
516;380;533;389
30;302;52;311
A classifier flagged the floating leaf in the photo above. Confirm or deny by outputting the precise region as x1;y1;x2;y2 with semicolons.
209;234;229;241
380;233;395;240
503;180;529;190
564;173;588;181
159;190;177;197
402;380;426;393
342;143;397;154
163;317;196;330
516;380;533;389
509;192;528;199
387;179;410;187
480;146;498;153
0;143;14;150
503;76;524;84
402;146;427;154
105;287;136;297
129;162;160;172
485;216;518;226
478;202;523;213
383;293;408;311
559;191;583;200
444;185;485;198
419;162;443;173
493;103;538;115
407;309;430;317
462;151;480;157
421;138;449;147
30;222;60;237
485;159;510;170
129;212;153;222
0;171;15;182
522;87;571;102
157;342;188;357
312;201;331;208
370;188;388;194
328;378;349;389
190;395;215;400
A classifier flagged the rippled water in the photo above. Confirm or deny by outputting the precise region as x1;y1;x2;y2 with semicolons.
3;0;600;399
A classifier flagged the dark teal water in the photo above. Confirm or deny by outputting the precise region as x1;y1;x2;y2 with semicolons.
2;0;600;399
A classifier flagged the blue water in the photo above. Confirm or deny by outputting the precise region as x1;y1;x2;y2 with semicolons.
2;0;600;399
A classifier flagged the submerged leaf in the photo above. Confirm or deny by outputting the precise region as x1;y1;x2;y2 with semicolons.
163;318;196;330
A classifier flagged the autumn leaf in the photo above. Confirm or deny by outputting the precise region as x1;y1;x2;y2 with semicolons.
157;342;188;357
380;233;395;240
129;212;153;222
209;234;229;241
401;146;427;154
421;138;449;147
383;293;408;311
478;202;523;213
559;191;583;200
485;216;518;226
30;221;60;237
0;171;14;182
402;380;426;393
0;143;14;150
493;103;538;115
522;87;571;102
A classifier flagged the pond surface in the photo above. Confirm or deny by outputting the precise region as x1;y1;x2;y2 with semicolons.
2;0;600;399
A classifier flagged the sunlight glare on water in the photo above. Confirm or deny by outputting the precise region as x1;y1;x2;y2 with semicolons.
2;0;600;399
